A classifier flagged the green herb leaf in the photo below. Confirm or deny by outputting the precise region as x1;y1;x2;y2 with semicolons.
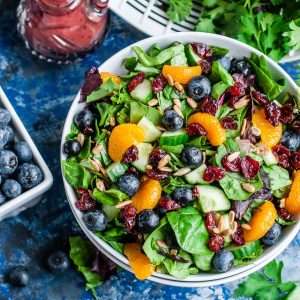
166;0;193;23
283;21;300;51
87;78;120;102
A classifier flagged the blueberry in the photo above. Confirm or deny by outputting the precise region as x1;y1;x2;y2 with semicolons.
63;140;81;156
17;163;43;189
0;150;18;175
217;56;231;71
213;250;234;273
187;76;211;101
180;145;202;168
2;179;22;199
8;266;30;287
172;187;193;206
83;210;108;232
154;206;167;217
261;223;281;246
47;250;71;273
0;109;11;125
13;141;33;163
0;192;6;205
280;130;300;151
162;110;184;131
74;109;95;130
230;59;253;77
136;209;160;232
0;125;14;148
116;174;140;196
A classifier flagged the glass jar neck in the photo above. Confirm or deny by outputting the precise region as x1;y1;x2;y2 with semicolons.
39;0;82;15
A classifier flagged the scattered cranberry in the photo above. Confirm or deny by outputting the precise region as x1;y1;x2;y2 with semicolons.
75;189;96;212
121;145;139;164
192;186;200;197
191;42;212;60
278;208;292;222
203;166;226;182
198;60;212;75
119;204;137;231
290;151;300;169
221;116;238;130
186;123;207;137
230;82;245;97
229;96;240;108
149;149;166;168
207;234;224;252
146;169;169;181
280;103;294;124
222;153;241;172
159;196;181;211
152;74;167;94
126;166;139;177
240;156;260;179
127;73;145;92
82;126;94;136
205;212;216;234
265;102;281;127
251;90;268;106
200;96;218;116
272;145;290;169
231;223;245;246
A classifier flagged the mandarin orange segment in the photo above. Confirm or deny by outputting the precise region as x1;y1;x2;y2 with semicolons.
187;112;226;146
100;72;121;84
243;201;277;242
124;243;155;280
108;124;145;162
131;179;162;213
162;65;202;84
285;170;300;215
252;109;282;149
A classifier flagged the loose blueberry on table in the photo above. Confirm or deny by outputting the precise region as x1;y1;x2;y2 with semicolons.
62;41;300;280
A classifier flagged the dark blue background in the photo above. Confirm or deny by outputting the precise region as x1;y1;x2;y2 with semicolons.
0;1;299;299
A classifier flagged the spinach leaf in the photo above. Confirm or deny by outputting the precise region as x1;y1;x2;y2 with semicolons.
163;85;186;100
78;136;91;160
157;92;173;111
193;252;214;271
212;81;228;100
148;43;162;57
116;107;129;124
97;103;122;127
93;138;112;167
210;46;229;57
66;123;80;140
243;199;265;222
216;103;233;119
214;144;228;167
87;78;120;102
93;188;128;206
276;216;297;226
160;144;184;155
225;106;248;138
187;136;211;150
123;57;138;71
111;83;132;104
210;61;235;86
166;207;211;255
134;63;161;76
94;122;106;143
224;138;240;153
96;227;127;253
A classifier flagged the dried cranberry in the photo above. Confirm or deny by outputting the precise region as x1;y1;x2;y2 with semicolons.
191;43;212;60
75;189;96;212
152;74;167;94
264;102;281;127
231;223;245;246
229;96;240;108
278;208;292;222
221;116;238;130
207;234;224;252
119;204;137;231
251;90;268;106
146;169;169;181
198;60;212;75
232;73;255;92
290;151;300;169
240;156;260;179
203;166;226;182
127;73;145;92
230;82;245;97
82;126;94;136
121;145;139;163
205;212;216;234
126;166;139;177
272;145;290;169
200;96;218;116
192;186;200;197
222;153;241;172
159;196;181;211
186;123;207;137
149;149;166;168
280;103;294;124
292;120;300;134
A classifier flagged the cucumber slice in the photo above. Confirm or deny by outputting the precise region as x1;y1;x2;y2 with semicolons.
221;214;232;243
129;102;162;125
132;143;153;172
130;79;153;103
159;129;190;146
196;185;230;213
102;204;119;221
137;116;162;142
160;144;184;155
184;164;208;184
185;44;200;66
106;162;129;182
170;52;188;66
286;286;300;300
262;149;278;166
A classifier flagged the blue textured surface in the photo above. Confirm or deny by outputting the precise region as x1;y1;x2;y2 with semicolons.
0;1;300;299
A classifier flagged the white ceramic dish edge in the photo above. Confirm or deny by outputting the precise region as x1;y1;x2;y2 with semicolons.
61;32;300;286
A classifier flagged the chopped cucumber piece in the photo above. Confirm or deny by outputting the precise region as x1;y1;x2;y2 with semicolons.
170;52;188;66
185;44;200;66
130;79;153;103
184;164;208;184
129;102;162;125
137;116;162;142
159;129;190;146
286;286;300;300
132;143;153;172
102;204;119;221
106;162;129;182
160;144;184;155
196;185;230;213
262;149;278;166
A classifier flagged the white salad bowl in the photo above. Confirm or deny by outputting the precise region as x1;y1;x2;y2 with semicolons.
61;32;300;286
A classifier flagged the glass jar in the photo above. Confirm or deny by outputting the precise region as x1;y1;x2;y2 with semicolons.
17;0;110;63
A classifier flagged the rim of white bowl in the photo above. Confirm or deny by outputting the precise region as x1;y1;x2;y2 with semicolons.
61;32;300;285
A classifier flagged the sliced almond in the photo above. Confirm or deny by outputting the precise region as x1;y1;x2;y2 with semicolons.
170;249;178;256
92;144;103;155
109;116;116;127
217;216;224;232
241;223;252;230
173;167;191;176
158;154;171;169
222;229;232;237
158;166;173;172
212;227;220;234
96;179;106;192
240;119;247;136
241;182;255;193
231;221;238;234
115;200;132;209
92;158;107;176
148;98;158;106
89;159;100;172
166;74;174;86
215;213;221;223
77;133;84;146
173;104;184;118
229;210;235;225
173;98;181;108
186;96;197;109
156;239;168;248
156;125;166;131
202;151;206;164
279;198;286;208
227;151;240;162
251;126;261;136
174;81;184;92
145;164;153;170
233;96;250;109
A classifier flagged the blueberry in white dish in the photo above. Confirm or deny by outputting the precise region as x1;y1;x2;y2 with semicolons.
2;179;22;199
280;130;300;151
213;250;234;273
180;145;202;168
17;163;43;189
0;108;11;125
172;187;193;206
13;141;33;163
116;174;140;196
230;59;253;76
0;125;14;148
261;223;282;246
0;150;18;175
136;209;160;232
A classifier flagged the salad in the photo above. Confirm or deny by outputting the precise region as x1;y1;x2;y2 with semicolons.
62;41;300;280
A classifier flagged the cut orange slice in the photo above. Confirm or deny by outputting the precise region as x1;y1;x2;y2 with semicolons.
285;170;300;215
100;72;121;84
162;65;202;84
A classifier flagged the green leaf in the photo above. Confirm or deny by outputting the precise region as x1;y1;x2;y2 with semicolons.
210;61;235;86
93;188;128;206
195;18;216;33
211;81;229;100
264;259;280;282
78;136;91;160
123;57;138;71
166;0;193;23
230;241;263;266
276;216;297;226
210;46;229;57
193;252;214;271
96;102;122;127
66;123;80;140
87;78;120;102
283;21;300;51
